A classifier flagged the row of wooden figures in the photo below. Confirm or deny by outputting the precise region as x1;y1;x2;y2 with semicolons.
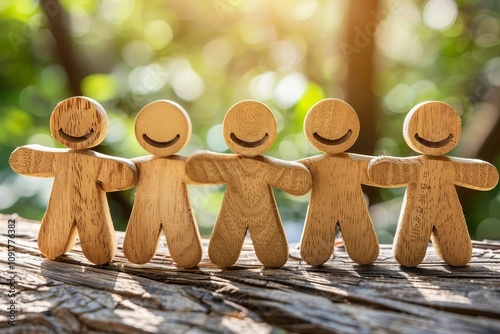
9;97;499;269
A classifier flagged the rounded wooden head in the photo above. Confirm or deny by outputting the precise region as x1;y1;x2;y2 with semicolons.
303;98;360;154
403;101;461;156
135;100;191;157
223;100;276;157
50;96;108;149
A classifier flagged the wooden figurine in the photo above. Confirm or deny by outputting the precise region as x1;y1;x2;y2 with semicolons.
9;97;137;265
368;101;499;267
123;100;202;268
185;100;312;268
299;98;380;266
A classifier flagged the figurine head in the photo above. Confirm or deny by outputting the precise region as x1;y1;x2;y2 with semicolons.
223;100;276;157
50;96;109;150
403;101;461;156
303;98;360;154
135;100;191;157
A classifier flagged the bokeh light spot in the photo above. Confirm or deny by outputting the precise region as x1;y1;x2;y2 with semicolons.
207;124;228;152
274;73;307;108
383;84;415;114
203;38;233;70
476;218;500;240
423;0;458;31
81;73;119;101
172;69;205;101
250;71;276;100
144;20;173;50
293;0;317;21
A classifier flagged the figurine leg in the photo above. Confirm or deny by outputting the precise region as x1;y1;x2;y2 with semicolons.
300;212;336;266
393;211;433;267
208;207;247;268
38;207;77;259
77;198;117;265
431;210;472;267
250;213;289;268
123;208;162;264
340;207;379;265
163;208;202;269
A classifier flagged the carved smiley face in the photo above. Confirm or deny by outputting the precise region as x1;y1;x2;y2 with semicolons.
403;101;461;156
304;99;360;154
50;96;108;149
135;100;191;157
223;100;276;157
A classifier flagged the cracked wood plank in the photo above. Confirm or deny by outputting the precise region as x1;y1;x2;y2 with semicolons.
1;214;500;333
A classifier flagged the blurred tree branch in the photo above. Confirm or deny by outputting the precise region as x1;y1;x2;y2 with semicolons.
343;0;379;156
40;0;85;95
343;0;381;203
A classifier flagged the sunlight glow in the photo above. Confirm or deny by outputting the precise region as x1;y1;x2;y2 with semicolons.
423;0;458;31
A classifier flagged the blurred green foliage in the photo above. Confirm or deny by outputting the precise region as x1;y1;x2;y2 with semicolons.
1;0;499;242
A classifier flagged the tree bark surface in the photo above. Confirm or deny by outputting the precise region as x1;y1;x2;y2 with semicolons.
1;214;500;333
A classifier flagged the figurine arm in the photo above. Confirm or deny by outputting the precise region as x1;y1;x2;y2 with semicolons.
268;157;312;195
9;144;61;177
346;153;381;187
451;157;499;190
368;156;418;187
95;153;138;192
185;151;232;185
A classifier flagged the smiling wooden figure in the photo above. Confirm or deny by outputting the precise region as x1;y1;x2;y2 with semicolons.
123;100;202;268
299;98;381;266
186;100;312;268
368;101;499;267
9;96;137;265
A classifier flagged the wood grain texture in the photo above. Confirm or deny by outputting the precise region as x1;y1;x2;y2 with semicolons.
299;99;379;266
186;100;311;269
186;152;311;269
123;100;202;268
222;100;276;157
2;215;500;334
9;146;137;265
8;97;137;265
368;101;499;267
300;154;380;266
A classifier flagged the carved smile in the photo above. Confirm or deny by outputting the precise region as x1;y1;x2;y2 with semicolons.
414;133;454;148
142;134;180;148
230;133;268;148
313;130;352;146
59;128;94;142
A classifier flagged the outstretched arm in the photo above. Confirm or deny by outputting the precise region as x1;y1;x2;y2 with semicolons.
9;144;61;177
368;156;419;187
451;157;499;190
185;151;234;185
95;153;138;192
347;153;380;187
266;157;312;195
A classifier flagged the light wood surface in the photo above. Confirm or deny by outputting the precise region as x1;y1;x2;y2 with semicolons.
186;101;311;268
9;97;137;265
4;215;500;334
50;96;109;150
222;100;277;157
123;100;202;268
368;101;499;267
299;99;379;266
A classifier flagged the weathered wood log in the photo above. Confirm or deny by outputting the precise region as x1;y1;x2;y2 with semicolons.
1;214;500;333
